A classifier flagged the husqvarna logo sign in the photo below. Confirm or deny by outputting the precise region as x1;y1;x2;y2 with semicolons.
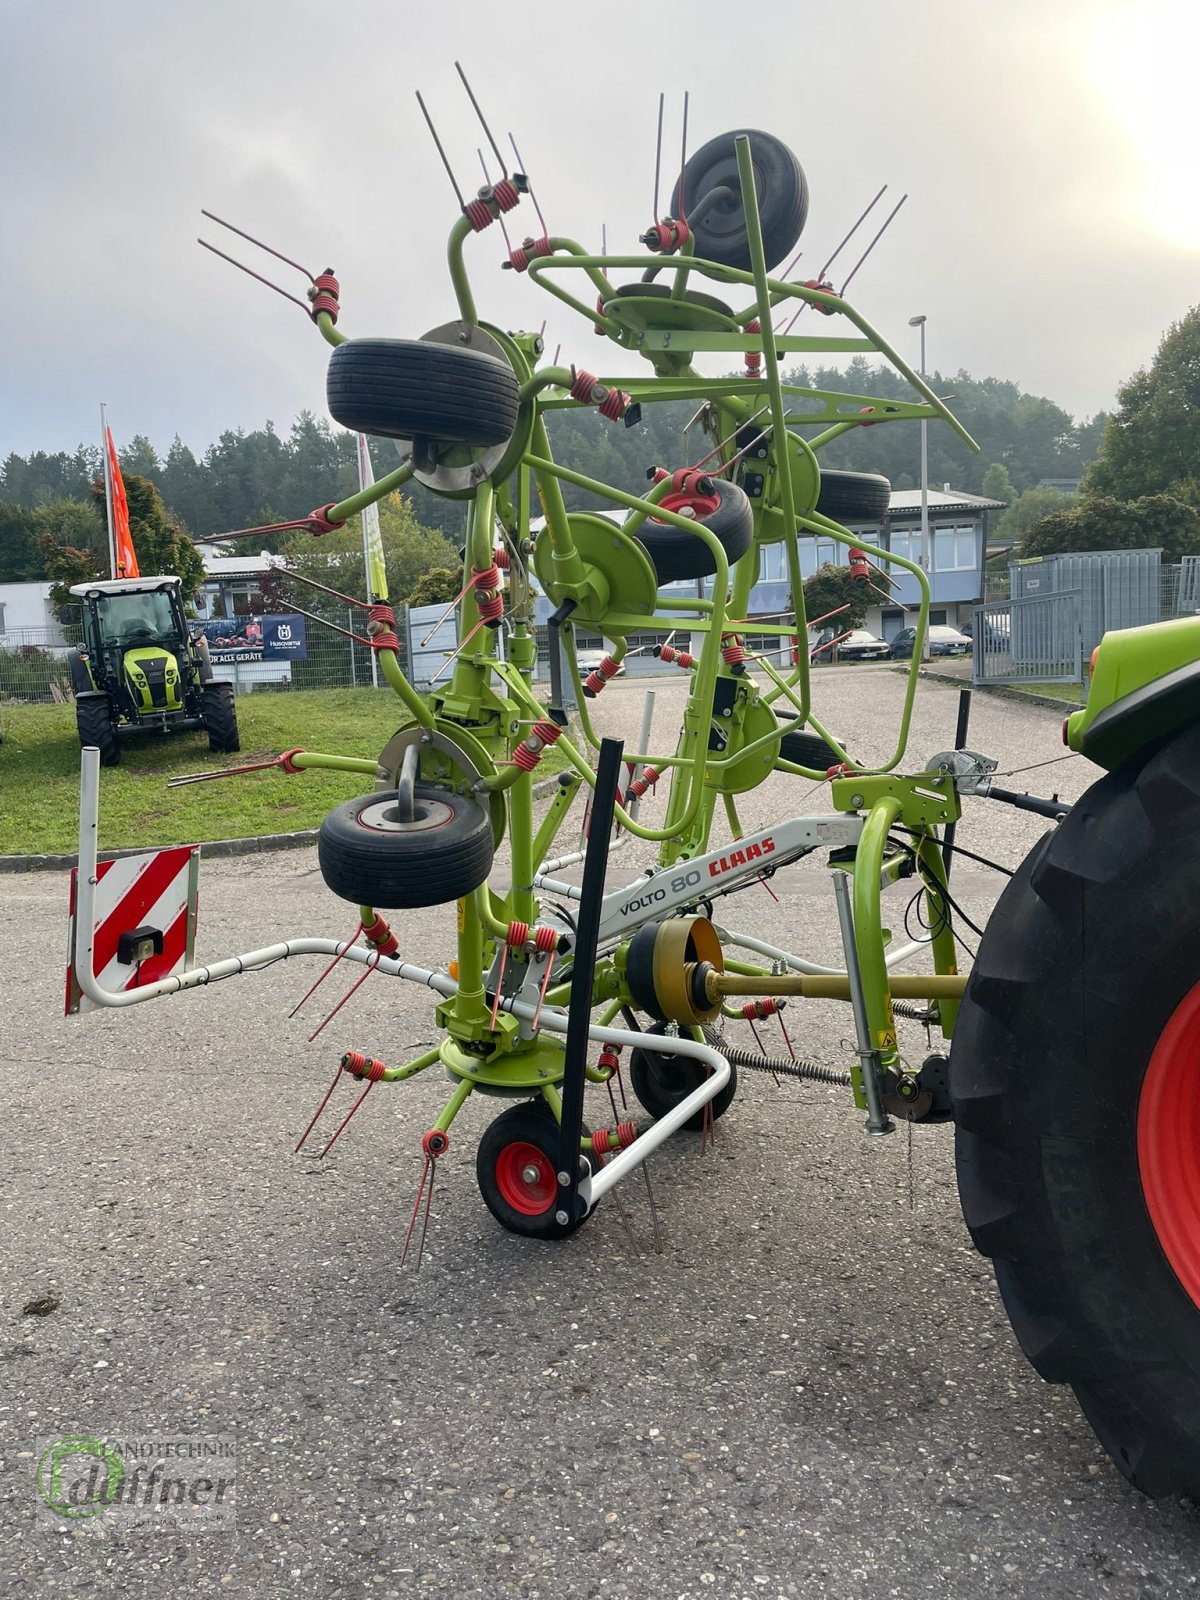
277;623;292;640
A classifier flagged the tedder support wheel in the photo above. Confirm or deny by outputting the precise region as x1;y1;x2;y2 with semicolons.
814;469;892;523
75;692;120;767
476;1101;592;1241
325;338;520;446
671;129;808;273
950;720;1200;1498
633;478;754;587
201;682;240;753
317;783;494;910
629;1024;737;1131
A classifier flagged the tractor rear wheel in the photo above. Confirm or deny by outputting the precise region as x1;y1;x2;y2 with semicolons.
75;692;120;767
950;721;1200;1497
201;683;240;754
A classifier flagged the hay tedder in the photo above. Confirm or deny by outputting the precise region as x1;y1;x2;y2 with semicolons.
67;81;1200;1499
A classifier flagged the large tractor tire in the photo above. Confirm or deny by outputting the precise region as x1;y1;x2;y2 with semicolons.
950;721;1200;1498
75;692;120;767
201;683;240;754
326;338;519;446
318;784;494;910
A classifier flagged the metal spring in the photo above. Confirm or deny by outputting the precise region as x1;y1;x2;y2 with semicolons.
723;1042;852;1087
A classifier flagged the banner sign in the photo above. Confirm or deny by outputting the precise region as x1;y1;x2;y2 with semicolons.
198;614;307;663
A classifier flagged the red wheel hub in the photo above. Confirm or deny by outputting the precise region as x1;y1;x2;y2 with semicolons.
1138;979;1200;1309
494;1140;556;1216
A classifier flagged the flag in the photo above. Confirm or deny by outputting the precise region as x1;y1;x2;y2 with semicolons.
356;434;384;595
105;425;139;578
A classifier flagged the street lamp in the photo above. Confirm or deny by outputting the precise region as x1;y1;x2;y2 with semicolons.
908;314;930;660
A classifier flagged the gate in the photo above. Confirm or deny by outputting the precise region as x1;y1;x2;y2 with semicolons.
972;590;1082;687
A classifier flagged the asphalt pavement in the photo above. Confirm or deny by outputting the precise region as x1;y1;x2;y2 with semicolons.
2;667;1198;1597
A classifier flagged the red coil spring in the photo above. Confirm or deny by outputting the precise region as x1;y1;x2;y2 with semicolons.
722;635;747;668
362;913;400;958
598;386;631;422
597;1045;621;1074
509;235;553;272
742;998;781;1020
628;764;661;800
464;196;494;232
506;921;530;949
493;179;520;213
594;294;608;336
592;1122;638;1157
510;741;542;772
848;549;871;583
803;277;837;315
531;719;562;746
472;565;503;625
367;601;400;653
570;369;600;405
421;1128;450;1157
533;925;558;955
343;1050;388;1082
584;655;622;696
656;644;696;670
745;317;762;377
310;270;340;322
493;544;511;569
278;747;305;774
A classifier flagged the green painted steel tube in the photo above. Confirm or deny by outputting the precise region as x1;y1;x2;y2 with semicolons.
530;774;581;869
284;751;379;777
447;214;479;326
315;312;347;348
434;1074;475;1133
327;461;415;526
915;832;960;1037
851;797;903;1065
379;1046;442;1084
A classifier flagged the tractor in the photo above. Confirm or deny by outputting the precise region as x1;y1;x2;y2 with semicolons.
67;576;240;766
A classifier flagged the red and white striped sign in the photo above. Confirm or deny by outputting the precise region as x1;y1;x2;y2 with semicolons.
66;845;199;1014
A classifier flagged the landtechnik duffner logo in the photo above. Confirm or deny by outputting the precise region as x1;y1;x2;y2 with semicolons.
35;1434;236;1530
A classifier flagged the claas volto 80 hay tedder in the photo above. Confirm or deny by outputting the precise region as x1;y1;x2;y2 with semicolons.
66;75;1200;1500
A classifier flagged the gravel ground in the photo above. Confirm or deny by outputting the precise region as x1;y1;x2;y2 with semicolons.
2;667;1197;1597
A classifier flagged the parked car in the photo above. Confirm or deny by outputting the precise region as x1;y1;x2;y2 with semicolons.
961;617;1010;649
832;628;892;662
889;624;973;659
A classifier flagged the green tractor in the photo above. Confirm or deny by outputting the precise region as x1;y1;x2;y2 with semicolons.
67;577;240;767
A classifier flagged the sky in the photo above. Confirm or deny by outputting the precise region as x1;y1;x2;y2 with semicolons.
2;0;1197;466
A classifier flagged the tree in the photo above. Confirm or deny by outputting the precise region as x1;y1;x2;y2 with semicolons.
33;498;107;605
0;503;43;582
1021;493;1200;564
1084;305;1200;503
803;563;867;631
406;567;462;608
981;462;1015;506
993;485;1073;548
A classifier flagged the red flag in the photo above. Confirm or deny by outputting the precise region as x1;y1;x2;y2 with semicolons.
105;425;140;578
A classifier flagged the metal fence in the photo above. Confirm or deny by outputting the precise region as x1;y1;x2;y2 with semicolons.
972;591;1082;686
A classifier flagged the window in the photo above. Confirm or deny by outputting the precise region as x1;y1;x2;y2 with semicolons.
934;525;977;572
888;530;922;565
758;544;786;582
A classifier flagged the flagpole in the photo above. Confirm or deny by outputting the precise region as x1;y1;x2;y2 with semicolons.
100;403;118;581
356;433;380;688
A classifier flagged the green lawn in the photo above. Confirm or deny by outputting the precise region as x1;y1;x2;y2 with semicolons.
0;690;564;856
1002;680;1086;706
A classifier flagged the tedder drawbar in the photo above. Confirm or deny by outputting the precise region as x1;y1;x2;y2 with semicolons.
67;84;1200;1500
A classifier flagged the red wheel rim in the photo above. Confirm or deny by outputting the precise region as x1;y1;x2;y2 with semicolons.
494;1140;556;1217
1138;979;1200;1309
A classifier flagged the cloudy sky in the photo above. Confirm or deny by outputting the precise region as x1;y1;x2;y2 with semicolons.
3;0;1196;464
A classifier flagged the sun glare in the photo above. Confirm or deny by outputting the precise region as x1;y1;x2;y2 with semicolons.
1088;4;1200;250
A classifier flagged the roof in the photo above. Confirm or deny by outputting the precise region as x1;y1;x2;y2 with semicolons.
886;489;1006;515
69;577;181;597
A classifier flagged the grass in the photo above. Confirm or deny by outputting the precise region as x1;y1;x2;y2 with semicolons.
1001;680;1086;706
0;690;569;856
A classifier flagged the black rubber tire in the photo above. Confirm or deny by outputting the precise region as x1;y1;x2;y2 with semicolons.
326;338;519;446
950;722;1200;1498
774;718;846;771
318;783;494;910
633;479;753;586
629;1024;737;1131
815;470;892;523
671;129;808;273
476;1101;592;1241
200;682;240;754
75;692;120;767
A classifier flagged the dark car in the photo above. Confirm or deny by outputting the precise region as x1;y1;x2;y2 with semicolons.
890;624;973;659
